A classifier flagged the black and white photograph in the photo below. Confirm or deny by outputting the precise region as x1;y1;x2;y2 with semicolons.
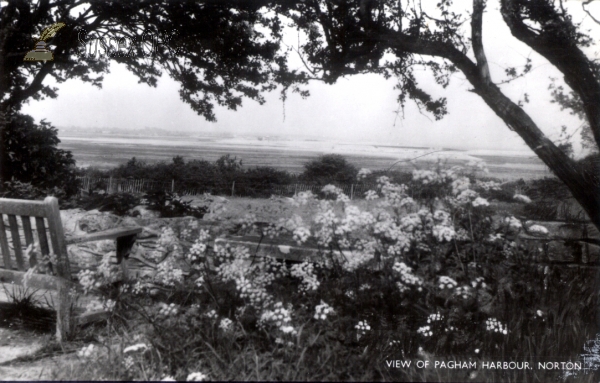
1;0;600;381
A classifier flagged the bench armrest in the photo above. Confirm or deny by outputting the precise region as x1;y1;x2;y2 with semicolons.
66;227;142;245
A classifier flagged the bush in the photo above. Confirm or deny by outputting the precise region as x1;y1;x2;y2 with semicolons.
143;190;207;218
3;114;78;196
0;180;68;200
236;167;293;197
301;154;358;185
76;192;141;216
85;155;295;198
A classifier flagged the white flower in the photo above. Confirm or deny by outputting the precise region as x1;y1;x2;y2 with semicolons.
471;277;487;289
513;194;532;204
291;191;315;207
290;261;320;292
219;318;233;331
292;226;311;245
472;197;489;207
77;344;96;358
341;250;374;272
365;190;379;200
314;301;335;320
357;168;372;180
536;310;543;317
204;309;218;319
321;184;342;195
154;260;184;287
485;317;508;335
455;286;472;299
393;262;423;291
487;233;503;242
505;216;522;230
528;224;549;235
124;343;149;353
161;376;176;381
259;302;297;335
476;180;501;191
432;225;456;242
451;177;471;195
187;372;208;381
438;276;458;290
158;302;179;317
355;320;371;334
417;325;433;337
426;312;443;323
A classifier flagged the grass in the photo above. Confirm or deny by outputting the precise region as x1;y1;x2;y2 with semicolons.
0;286;55;334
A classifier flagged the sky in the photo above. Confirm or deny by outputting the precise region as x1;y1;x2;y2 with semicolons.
22;0;600;155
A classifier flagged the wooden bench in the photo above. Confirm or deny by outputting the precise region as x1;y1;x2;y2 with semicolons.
0;196;142;341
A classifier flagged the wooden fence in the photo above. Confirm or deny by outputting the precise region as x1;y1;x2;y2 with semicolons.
76;176;377;199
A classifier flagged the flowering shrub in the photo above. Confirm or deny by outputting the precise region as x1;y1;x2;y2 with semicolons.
74;164;600;381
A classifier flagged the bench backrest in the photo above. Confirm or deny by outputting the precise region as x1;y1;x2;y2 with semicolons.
0;196;70;278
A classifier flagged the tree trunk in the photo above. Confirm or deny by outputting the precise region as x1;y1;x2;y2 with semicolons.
0;111;6;191
473;82;600;229
383;30;600;230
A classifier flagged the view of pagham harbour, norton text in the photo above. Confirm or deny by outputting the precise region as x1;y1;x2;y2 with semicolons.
385;359;583;370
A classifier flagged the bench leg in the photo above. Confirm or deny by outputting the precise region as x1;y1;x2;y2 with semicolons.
116;234;137;282
55;279;73;342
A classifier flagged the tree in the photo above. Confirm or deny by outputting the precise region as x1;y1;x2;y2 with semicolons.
4;1;600;230
267;0;600;228
0;0;302;190
3;113;77;194
302;154;358;185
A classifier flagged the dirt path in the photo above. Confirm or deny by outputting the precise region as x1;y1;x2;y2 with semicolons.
0;327;54;380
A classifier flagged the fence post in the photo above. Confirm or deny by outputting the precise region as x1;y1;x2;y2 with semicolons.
294;184;298;196
171;179;175;193
231;181;235;197
108;176;113;194
350;184;354;200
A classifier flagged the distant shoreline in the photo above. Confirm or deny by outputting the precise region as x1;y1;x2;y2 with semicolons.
58;134;549;180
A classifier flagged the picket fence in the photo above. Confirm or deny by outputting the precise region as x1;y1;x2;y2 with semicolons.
76;176;377;199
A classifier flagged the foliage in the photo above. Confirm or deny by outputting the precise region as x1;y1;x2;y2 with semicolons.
143;190;207;218
0;0;303;190
81;155;295;198
70;165;599;381
0;286;55;333
234;166;293;198
77;192;141;216
0;1;295;119
301;154;358;185
549;78;597;153
517;178;570;220
274;0;600;228
0;180;68;201
2;114;78;196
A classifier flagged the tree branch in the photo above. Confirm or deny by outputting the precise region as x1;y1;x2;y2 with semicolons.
583;0;600;25
471;0;492;85
501;0;600;150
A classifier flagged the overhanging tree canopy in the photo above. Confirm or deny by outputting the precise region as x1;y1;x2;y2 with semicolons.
269;0;600;227
1;0;599;228
0;0;305;189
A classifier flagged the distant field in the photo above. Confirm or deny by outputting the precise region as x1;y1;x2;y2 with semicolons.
58;135;551;181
